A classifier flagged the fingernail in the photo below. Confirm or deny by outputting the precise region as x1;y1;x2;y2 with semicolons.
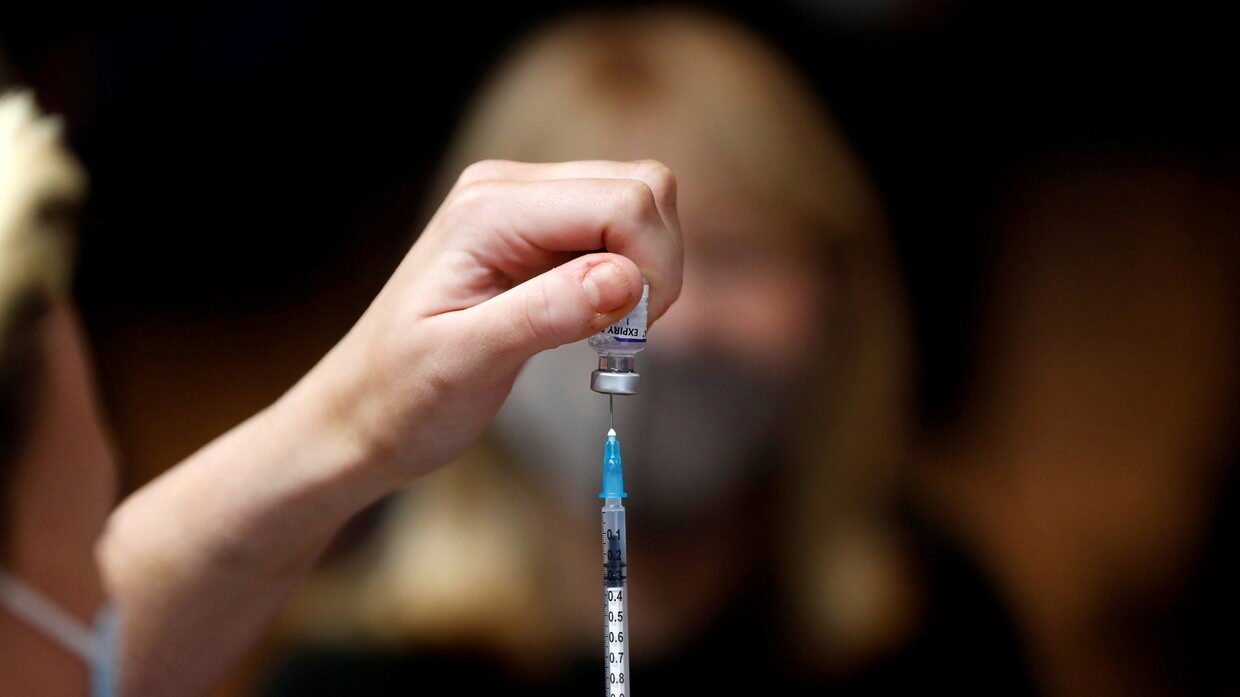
582;262;630;313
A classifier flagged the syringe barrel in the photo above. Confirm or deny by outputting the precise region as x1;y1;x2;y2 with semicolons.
602;498;629;697
602;500;627;586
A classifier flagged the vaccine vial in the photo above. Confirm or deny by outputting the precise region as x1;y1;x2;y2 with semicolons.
589;283;648;394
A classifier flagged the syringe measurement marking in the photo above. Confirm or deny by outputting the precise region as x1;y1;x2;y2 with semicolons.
604;520;628;697
601;447;629;697
606;587;626;697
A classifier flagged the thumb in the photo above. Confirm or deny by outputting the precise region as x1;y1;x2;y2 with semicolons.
463;253;643;363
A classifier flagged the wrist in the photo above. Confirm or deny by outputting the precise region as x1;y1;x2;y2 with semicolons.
263;361;409;516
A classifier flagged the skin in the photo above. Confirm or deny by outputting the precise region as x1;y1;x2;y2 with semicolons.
0;301;115;697
535;162;827;659
3;160;683;697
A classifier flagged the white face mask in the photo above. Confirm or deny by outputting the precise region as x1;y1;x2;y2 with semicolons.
0;568;119;697
493;341;798;531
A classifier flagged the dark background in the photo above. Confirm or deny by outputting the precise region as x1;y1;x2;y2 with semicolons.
3;0;1233;434
1;2;1237;695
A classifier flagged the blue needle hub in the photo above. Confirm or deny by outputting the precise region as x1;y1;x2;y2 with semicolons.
599;428;627;498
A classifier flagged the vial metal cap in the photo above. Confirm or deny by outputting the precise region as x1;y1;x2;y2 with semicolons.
591;355;639;395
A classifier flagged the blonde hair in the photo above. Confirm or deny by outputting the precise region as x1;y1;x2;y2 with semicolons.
430;9;875;240
287;7;915;671
0;90;84;351
0;88;85;557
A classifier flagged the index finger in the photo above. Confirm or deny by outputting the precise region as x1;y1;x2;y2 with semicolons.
454;159;682;240
438;176;682;322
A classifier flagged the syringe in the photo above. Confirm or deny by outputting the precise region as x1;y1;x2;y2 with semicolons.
591;282;644;696
600;428;629;697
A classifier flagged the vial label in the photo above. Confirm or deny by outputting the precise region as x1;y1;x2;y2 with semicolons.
599;284;648;344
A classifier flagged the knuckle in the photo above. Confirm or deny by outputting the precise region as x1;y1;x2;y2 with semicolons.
447;179;499;215
511;278;557;347
456;159;508;187
612;178;659;228
634;160;676;201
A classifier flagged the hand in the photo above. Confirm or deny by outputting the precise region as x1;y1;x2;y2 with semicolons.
96;160;679;697
290;160;682;484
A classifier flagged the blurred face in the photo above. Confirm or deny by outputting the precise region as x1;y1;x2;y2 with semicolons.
493;162;829;530
660;170;825;374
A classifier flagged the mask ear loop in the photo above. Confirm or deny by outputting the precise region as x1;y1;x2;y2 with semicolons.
91;603;120;697
0;567;95;661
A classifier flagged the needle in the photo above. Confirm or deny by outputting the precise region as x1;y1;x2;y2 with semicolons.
609;393;615;430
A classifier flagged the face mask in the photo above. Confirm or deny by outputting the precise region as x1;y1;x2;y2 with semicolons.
492;342;799;531
0;567;119;697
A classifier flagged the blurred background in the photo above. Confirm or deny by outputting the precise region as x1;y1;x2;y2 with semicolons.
2;1;1238;696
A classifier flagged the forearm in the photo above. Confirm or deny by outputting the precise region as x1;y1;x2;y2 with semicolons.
93;160;680;697
97;370;398;697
